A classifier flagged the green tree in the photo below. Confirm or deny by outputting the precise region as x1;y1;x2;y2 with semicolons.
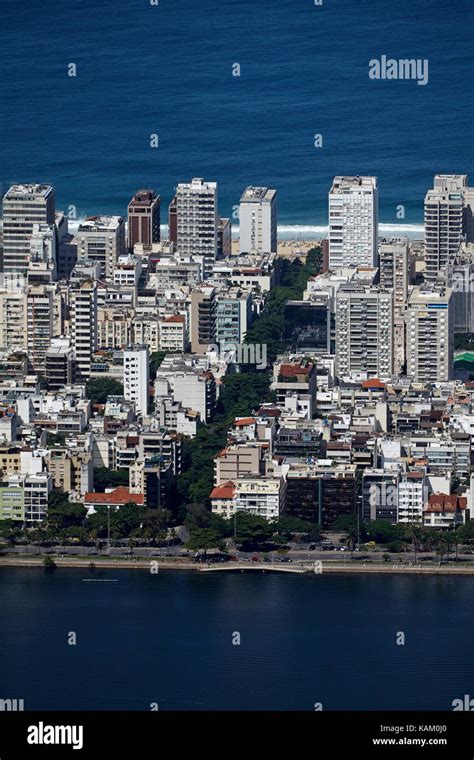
234;512;273;550
142;509;173;542
404;523;424;562
93;467;129;492
149;351;167;378
43;555;57;572
85;378;124;405
47;491;87;531
186;528;225;555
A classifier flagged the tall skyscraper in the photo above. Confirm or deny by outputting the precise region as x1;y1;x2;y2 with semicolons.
424;175;466;281
2;184;55;276
406;287;453;383
328;176;378;270
26;285;56;372
123;345;149;416
379;238;410;374
74;216;126;280
335;285;393;380
239;187;277;254
127;190;160;251
176;178;218;278
70;279;98;379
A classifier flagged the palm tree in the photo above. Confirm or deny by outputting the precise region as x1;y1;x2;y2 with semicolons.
406;524;423;563
345;528;358;560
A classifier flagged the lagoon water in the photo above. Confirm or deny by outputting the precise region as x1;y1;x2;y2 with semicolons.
1;0;472;233
1;567;473;711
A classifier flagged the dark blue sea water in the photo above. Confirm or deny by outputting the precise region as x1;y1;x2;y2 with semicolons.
1;567;473;711
1;0;472;234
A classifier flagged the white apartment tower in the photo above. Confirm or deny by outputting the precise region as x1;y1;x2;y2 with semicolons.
123;345;149;416
328;176;378;269
424;175;467;282
239;186;277;254
74;216;126;280
70;279;98;379
406;287;453;383
2;184;56;277
335;285;393;380
176;178;218;278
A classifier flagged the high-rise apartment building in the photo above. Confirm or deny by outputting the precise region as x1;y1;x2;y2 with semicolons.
189;286;216;353
239;187;277;254
379;238;410;374
123;345;149;416
74;216;126;279
25;285;56;372
424;175;467;281
70;279;98;379
406;287;453;383
328;176;378;269
0;290;26;350
176;178;218;277
2;184;55;276
127;190;160;251
335;285;393;380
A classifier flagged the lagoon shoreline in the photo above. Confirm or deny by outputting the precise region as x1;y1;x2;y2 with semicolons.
2;556;474;576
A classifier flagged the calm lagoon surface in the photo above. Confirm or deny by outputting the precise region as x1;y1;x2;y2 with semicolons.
1;567;473;711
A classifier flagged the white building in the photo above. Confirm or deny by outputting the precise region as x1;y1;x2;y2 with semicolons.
159;315;188;353
328;176;378;270
123;345;149;416
335;286;393;380
2;184;56;277
239;187;277;254
397;473;427;524
74;216;126;279
70;279;98;379
176;178;218;278
234;476;286;521
29;223;57;280
424;175;469;281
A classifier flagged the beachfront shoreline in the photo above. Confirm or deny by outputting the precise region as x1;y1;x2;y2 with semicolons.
2;556;474;575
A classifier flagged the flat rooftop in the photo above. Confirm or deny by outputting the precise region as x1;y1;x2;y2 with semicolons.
4;183;54;199
240;186;276;203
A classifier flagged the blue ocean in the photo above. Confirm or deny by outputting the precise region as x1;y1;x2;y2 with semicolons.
1;0;472;236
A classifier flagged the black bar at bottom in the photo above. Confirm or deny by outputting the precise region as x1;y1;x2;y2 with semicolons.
0;711;472;757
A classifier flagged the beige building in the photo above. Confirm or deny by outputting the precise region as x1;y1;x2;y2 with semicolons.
406;287;453;383
132;315;160;354
0;291;26;351
214;443;263;486
47;449;93;495
189;286;216;353
379;239;410;374
159;315;188;353
98;306;134;350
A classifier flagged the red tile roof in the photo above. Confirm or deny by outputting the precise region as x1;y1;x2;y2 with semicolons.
84;487;144;506
210;481;235;500
279;363;313;378
163;315;185;323
234;417;256;427
361;378;386;389
425;493;467;512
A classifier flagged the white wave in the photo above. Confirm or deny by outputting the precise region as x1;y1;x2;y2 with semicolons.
65;218;424;240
